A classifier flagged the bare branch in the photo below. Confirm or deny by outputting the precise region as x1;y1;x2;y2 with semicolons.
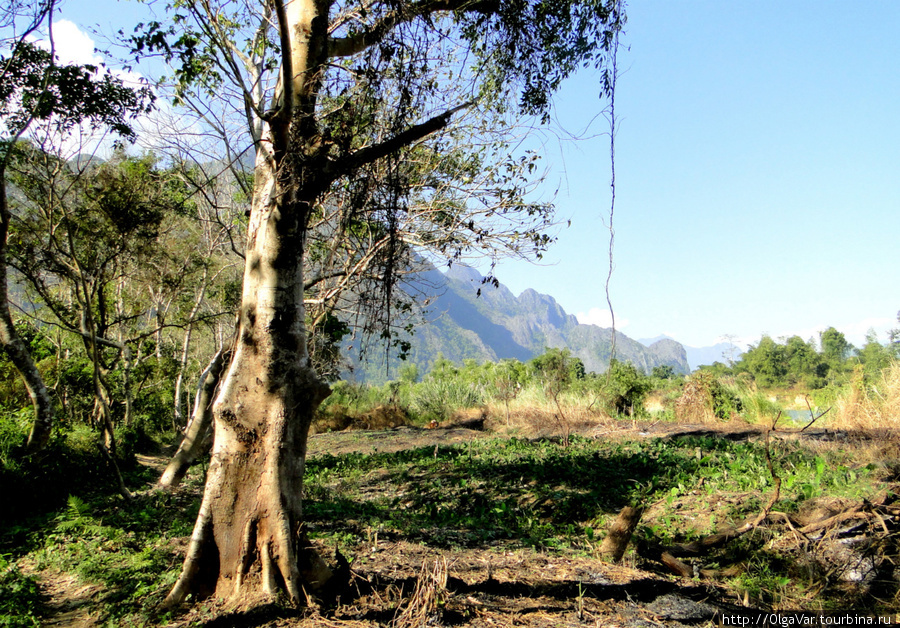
328;0;496;58
336;100;472;175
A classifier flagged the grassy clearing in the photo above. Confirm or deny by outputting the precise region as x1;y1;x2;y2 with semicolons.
301;431;891;613
0;426;895;624
304;434;881;548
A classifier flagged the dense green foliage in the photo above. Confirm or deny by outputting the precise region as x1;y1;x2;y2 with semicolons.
706;326;899;390
325;349;659;425
0;553;40;627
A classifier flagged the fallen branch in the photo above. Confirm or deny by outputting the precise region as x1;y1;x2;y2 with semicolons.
798;505;870;535
658;429;781;576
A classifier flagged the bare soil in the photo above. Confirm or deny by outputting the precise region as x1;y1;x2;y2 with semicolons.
22;563;101;628
32;417;900;627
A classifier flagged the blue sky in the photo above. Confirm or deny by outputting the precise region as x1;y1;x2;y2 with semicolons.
494;1;900;350
47;1;900;350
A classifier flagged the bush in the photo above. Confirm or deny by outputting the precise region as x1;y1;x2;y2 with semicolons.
0;554;40;627
410;374;482;422
603;360;652;416
0;419;135;521
675;372;742;423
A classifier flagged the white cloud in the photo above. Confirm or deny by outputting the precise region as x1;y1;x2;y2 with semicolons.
836;317;895;345
24;21;164;158
36;20;103;67
576;307;629;330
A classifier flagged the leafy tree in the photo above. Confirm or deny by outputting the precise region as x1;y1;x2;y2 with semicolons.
651;364;675;380
603;359;651;416
697;361;733;378
135;0;626;607
856;329;893;380
529;347;583;445
398;362;419;384
888;311;900;356
737;335;788;388
0;11;153;453
820;327;852;367
783;335;826;388
491;358;527;425
9;150;184;436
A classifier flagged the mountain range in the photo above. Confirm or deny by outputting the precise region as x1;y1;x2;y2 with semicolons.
638;336;743;371
348;264;691;382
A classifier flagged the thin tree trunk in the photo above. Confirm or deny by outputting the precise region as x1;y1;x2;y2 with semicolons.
173;266;210;429
72;246;131;500
0;169;55;453
159;347;228;489
115;278;135;426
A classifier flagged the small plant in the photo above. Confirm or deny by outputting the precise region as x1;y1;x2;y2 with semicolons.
529;348;582;445
490;359;526;425
0;554;41;628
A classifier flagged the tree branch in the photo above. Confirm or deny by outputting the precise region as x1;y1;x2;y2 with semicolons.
328;0;498;58
336;101;473;175
266;0;293;123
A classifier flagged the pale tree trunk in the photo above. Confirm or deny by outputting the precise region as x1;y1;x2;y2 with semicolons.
165;0;334;606
164;164;333;602
173;266;210;429
114;278;135;426
158;347;228;489
164;0;478;605
0;170;56;453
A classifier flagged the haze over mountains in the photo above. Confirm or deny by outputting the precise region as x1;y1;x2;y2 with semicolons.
348;264;695;382
638;336;743;372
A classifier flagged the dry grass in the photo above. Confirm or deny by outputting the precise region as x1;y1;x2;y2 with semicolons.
485;397;611;439
674;372;718;424
831;362;900;430
392;558;448;628
312;405;409;434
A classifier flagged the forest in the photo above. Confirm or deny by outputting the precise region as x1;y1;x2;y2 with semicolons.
3;0;900;626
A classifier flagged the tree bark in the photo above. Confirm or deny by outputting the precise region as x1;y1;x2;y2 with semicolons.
164;0;512;607
165;0;335;606
0;169;56;454
600;505;644;563
173;266;211;429
159;347;228;489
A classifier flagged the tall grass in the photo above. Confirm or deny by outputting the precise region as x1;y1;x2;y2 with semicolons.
830;362;900;429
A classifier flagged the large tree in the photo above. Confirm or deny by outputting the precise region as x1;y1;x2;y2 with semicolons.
145;0;625;607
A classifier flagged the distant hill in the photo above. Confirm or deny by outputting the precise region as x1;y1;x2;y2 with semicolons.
348;264;690;382
639;336;742;371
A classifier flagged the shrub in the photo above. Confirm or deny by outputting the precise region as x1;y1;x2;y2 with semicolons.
0;554;40;627
410;375;482;422
675;372;742;423
0;420;135;521
602;360;652;416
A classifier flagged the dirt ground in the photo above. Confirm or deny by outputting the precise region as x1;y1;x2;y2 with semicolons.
30;417;900;627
